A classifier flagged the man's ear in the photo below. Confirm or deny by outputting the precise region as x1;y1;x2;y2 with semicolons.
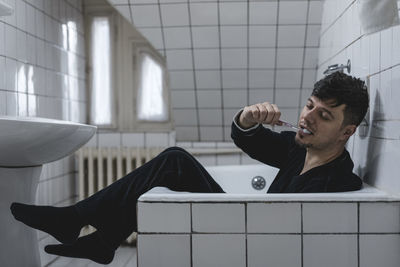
342;125;357;140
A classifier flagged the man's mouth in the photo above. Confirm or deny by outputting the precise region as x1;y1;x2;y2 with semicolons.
299;125;313;135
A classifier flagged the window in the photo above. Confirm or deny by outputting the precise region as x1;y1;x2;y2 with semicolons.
137;53;168;122
89;16;114;126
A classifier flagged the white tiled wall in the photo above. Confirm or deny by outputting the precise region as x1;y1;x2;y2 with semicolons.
317;0;400;196
1;0;85;266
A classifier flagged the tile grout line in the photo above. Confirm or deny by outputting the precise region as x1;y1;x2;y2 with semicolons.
301;203;304;267
190;202;193;267
357;202;360;267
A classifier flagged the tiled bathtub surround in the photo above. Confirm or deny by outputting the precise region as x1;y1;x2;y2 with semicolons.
138;196;400;267
137;164;400;267
318;0;400;195
0;0;85;266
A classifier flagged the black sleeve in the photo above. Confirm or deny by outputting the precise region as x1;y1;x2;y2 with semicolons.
231;121;294;169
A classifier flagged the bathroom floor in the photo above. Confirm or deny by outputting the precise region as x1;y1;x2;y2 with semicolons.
47;246;137;267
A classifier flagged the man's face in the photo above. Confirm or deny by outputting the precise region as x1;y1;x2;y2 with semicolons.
295;96;354;151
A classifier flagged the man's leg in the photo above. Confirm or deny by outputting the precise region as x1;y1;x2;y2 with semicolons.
11;147;223;264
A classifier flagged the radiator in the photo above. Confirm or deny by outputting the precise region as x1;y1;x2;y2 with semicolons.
77;147;164;244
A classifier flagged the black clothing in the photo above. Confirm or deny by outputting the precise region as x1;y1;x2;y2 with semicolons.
231;122;362;193
74;147;224;249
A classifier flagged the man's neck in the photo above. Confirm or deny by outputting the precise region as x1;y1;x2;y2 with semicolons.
301;145;345;175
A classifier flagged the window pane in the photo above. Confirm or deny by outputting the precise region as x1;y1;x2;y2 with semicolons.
137;53;168;121
90;17;112;125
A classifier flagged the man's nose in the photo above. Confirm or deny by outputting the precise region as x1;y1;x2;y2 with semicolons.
303;108;316;124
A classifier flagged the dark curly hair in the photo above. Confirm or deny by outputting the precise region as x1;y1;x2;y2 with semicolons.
311;72;369;126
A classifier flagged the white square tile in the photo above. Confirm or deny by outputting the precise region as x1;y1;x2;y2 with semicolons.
279;1;308;24
192;234;246;267
307;25;321;47
189;2;218;26
197;90;222;108
114;5;131;22
219;2;247;25
16;0;26;31
169;70;195;90
199;126;223;141
216;154;240;165
304;47;319;68
220;26;247;48
276;89;301;108
249;48;275;68
175;126;199;141
278;25;306;47
247;203;301;233
166;49;193;70
302;69;317;89
139;28;164;50
359;235;400;267
5;58;16;92
131;5;161;27
249;89;274;104
98;133;121;147
249;26;276;47
138;203;191;233
192;142;216;148
249;70;274;88
121;133;145;147
222;70;247;89
223;90;247;108
164;27;191;49
4;24;16;59
161;3;189;27
303;203;358;233
360;202;400;233
221;48;247;69
198;109;222;125
249;2;277;24
194;154;217;166
380;27;393;70
275;70;302;88
369;31;381;74
195;70;221;89
138;234;191;267
304;235;358;267
223;108;240;126
171;90;196;108
277;48;304;69
392;25;400;66
308;1;323;24
192;26;219;48
192;203;245;232
0;57;4;89
6;91;17;116
193;49;220;69
145;133;169;147
248;235;302;267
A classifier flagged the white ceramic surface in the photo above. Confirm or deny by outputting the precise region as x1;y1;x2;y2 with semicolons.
0;117;96;266
0;116;96;167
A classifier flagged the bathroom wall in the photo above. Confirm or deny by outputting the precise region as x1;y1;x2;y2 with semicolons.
0;0;86;265
317;0;400;195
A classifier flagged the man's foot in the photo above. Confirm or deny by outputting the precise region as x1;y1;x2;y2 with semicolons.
45;232;115;264
10;203;84;244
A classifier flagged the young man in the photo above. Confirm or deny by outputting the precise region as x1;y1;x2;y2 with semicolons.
10;72;368;264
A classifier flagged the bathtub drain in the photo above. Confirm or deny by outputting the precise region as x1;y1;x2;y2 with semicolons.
251;176;266;190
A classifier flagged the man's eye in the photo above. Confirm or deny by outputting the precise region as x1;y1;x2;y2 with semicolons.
321;113;330;120
306;105;312;109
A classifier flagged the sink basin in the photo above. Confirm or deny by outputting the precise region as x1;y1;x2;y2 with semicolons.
0;116;96;266
0;116;97;167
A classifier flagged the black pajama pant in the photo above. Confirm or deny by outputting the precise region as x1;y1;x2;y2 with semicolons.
74;147;224;249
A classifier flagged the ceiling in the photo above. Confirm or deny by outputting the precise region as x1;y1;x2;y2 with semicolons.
106;0;322;141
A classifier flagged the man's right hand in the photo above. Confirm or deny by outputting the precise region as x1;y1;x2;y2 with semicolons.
238;102;282;129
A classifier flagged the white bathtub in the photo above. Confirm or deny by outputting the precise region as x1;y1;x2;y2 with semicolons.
137;164;400;267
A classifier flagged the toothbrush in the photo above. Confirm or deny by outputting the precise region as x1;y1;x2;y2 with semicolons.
278;120;300;131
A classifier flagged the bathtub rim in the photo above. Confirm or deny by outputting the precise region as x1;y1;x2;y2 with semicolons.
138;185;400;203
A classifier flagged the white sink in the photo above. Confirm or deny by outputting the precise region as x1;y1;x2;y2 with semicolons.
0;116;96;166
0;116;96;266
